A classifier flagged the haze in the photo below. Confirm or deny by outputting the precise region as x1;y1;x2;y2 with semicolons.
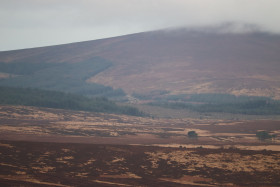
1;0;280;51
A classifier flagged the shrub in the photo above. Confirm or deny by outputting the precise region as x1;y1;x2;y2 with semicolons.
188;131;198;138
256;131;275;140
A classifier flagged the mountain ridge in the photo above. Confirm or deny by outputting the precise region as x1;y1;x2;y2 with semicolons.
1;28;280;99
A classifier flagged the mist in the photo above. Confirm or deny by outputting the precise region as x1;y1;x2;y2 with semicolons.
1;0;279;51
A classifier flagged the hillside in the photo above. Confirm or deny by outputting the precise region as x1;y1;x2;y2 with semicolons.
1;28;280;99
0;57;125;98
0;86;143;116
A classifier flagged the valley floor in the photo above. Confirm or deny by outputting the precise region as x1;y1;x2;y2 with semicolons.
0;105;279;150
0;105;280;186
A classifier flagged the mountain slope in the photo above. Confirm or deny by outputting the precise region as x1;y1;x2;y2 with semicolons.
1;28;280;99
0;57;125;97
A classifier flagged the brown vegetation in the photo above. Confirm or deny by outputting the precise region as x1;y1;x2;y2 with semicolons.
0;141;280;186
0;105;280;186
1;30;280;98
0;105;279;150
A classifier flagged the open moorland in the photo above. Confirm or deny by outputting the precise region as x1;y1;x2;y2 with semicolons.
0;105;280;150
0;105;280;186
0;140;280;187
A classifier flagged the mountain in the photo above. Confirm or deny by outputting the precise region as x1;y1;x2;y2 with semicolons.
1;28;280;99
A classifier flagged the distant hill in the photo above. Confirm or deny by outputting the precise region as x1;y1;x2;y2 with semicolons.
1;28;280;99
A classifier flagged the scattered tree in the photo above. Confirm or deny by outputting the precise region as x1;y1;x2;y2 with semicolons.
188;131;198;138
256;131;275;141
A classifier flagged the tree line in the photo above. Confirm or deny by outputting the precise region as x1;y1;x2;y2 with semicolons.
149;93;280;115
0;58;126;98
0;86;144;116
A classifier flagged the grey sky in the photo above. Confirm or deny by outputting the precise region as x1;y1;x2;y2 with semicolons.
0;0;279;51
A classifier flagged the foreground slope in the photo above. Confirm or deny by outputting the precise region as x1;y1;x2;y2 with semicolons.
1;28;280;98
0;104;280;186
0;105;280;186
0;141;280;186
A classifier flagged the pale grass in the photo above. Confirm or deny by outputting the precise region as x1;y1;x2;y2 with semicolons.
32;166;55;173
0;143;14;148
92;179;133;186
160;175;215;186
84;158;96;165
0;175;69;187
111;157;125;163
101;172;141;179
146;150;280;173
0;163;18;168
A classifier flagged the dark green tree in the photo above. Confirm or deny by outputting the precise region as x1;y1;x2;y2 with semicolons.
188;131;198;138
256;131;274;140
